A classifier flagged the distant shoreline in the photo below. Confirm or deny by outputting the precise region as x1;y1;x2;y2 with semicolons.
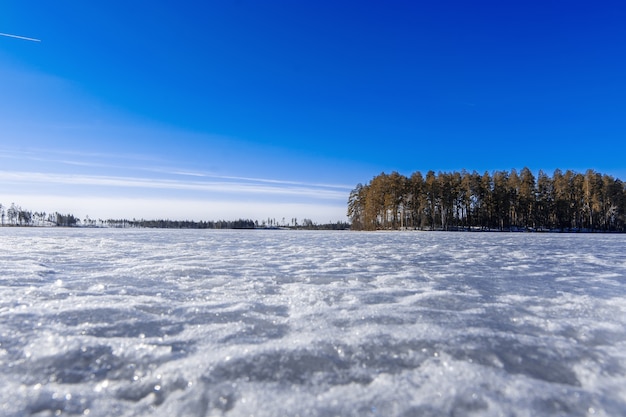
0;203;350;230
2;224;625;234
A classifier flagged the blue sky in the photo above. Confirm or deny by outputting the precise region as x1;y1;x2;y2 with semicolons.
1;1;625;222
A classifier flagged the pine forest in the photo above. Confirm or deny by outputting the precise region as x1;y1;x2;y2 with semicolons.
348;168;626;232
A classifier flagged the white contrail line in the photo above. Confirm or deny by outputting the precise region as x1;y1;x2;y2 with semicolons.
0;32;41;42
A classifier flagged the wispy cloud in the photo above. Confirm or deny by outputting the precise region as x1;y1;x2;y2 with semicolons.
161;170;354;190
0;147;160;164
0;146;354;192
0;170;349;200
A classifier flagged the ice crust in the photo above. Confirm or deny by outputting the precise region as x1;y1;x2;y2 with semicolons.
1;229;625;416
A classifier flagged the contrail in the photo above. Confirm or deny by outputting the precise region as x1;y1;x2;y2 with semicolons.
0;32;41;42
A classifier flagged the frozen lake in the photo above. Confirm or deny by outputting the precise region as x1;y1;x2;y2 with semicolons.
1;229;625;416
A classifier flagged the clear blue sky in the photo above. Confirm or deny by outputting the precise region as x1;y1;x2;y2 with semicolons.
2;1;625;222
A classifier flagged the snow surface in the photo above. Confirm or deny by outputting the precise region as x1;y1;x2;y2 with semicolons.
1;228;625;416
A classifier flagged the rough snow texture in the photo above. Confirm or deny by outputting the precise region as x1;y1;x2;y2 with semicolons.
1;229;625;416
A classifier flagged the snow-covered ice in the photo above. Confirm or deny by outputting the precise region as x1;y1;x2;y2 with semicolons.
1;228;625;416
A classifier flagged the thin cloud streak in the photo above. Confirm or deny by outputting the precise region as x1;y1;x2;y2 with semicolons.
165;170;354;190
1;171;349;200
0;32;41;42
0;147;160;164
0;147;354;191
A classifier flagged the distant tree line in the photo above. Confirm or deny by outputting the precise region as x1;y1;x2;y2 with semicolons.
0;202;349;230
347;168;626;232
0;203;79;227
125;219;257;229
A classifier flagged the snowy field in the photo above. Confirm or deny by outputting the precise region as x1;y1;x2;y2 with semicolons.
1;228;625;417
